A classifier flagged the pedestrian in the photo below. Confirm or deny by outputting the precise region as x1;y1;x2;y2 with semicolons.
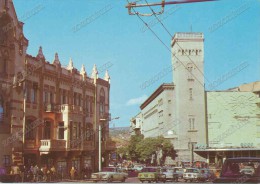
50;165;56;181
33;165;39;182
70;166;76;180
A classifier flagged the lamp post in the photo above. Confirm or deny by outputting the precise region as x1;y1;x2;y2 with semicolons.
98;116;119;172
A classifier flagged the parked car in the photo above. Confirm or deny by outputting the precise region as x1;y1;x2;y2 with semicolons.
138;167;166;183
200;168;212;181
213;157;260;183
90;167;128;183
183;168;206;182
174;167;185;179
133;164;144;171
161;167;179;182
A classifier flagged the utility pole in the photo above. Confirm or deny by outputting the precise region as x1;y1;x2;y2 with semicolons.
99;117;119;172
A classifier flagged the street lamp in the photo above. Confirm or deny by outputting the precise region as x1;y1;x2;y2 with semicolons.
99;116;119;172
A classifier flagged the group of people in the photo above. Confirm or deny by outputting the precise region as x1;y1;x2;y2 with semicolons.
10;164;58;182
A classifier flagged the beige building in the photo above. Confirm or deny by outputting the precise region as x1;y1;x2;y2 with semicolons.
0;0;114;172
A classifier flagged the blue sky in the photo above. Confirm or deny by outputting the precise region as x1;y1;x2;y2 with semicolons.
13;0;260;127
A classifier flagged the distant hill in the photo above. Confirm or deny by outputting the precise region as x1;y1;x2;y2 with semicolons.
109;127;130;148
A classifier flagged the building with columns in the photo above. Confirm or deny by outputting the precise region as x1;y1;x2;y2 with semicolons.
130;32;260;165
0;0;114;172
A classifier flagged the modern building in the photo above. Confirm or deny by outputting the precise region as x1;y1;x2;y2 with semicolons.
0;0;114;172
130;32;260;165
195;82;260;165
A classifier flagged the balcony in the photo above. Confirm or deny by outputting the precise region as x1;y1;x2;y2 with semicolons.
83;141;95;151
44;104;56;112
60;104;83;114
39;139;66;152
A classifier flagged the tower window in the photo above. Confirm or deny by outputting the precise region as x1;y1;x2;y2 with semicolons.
189;88;193;100
189;117;195;130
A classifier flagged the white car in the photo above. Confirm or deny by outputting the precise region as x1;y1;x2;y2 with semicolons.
133;164;144;171
91;167;128;183
183;168;205;182
161;168;179;182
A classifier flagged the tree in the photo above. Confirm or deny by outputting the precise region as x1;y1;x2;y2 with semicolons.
127;134;144;161
135;136;177;165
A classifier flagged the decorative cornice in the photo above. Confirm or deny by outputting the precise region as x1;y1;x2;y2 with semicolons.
140;83;174;110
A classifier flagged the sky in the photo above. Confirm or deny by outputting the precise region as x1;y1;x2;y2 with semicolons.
13;0;260;128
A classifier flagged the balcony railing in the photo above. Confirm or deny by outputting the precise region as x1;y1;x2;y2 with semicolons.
44;104;56;112
39;139;66;152
59;104;83;114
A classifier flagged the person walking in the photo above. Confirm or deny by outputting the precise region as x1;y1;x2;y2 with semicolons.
70;166;76;180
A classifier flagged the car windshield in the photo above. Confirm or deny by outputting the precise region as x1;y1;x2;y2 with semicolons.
186;169;199;173
142;168;158;172
222;160;260;177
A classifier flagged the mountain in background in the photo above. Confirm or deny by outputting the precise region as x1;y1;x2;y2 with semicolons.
109;127;130;148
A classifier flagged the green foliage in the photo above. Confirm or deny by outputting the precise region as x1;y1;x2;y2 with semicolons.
127;134;144;161
122;135;177;163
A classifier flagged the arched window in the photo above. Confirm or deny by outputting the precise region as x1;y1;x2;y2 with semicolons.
0;96;4;122
99;88;105;117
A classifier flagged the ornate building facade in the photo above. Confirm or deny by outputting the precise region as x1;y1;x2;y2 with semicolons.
0;0;114;172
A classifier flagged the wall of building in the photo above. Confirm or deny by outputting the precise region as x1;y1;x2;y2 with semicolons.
141;86;174;138
171;32;207;161
207;91;260;148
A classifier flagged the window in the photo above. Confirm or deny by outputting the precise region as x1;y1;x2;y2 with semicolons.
86;124;93;141
31;87;37;103
74;93;77;106
25;119;35;140
72;122;77;140
62;90;66;104
100;89;105;117
78;94;81;106
187;63;194;80
189;117;195;130
158;99;163;106
189;88;193;100
44;91;48;103
3;155;10;167
26;87;30;102
86;96;89;116
50;92;54;104
43;121;51;139
159;110;163;117
58;122;64;139
0;96;4;122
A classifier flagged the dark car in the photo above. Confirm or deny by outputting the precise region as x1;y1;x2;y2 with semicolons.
213;157;260;183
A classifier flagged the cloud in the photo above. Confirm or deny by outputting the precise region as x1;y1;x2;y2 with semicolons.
126;95;148;106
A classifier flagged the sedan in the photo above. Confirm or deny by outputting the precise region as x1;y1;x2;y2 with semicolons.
91;167;128;183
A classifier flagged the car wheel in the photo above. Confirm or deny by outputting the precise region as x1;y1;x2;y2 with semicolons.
107;177;112;183
121;177;126;182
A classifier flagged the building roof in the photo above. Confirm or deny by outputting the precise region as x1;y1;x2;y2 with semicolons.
237;81;260;92
140;83;174;110
207;81;260;93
